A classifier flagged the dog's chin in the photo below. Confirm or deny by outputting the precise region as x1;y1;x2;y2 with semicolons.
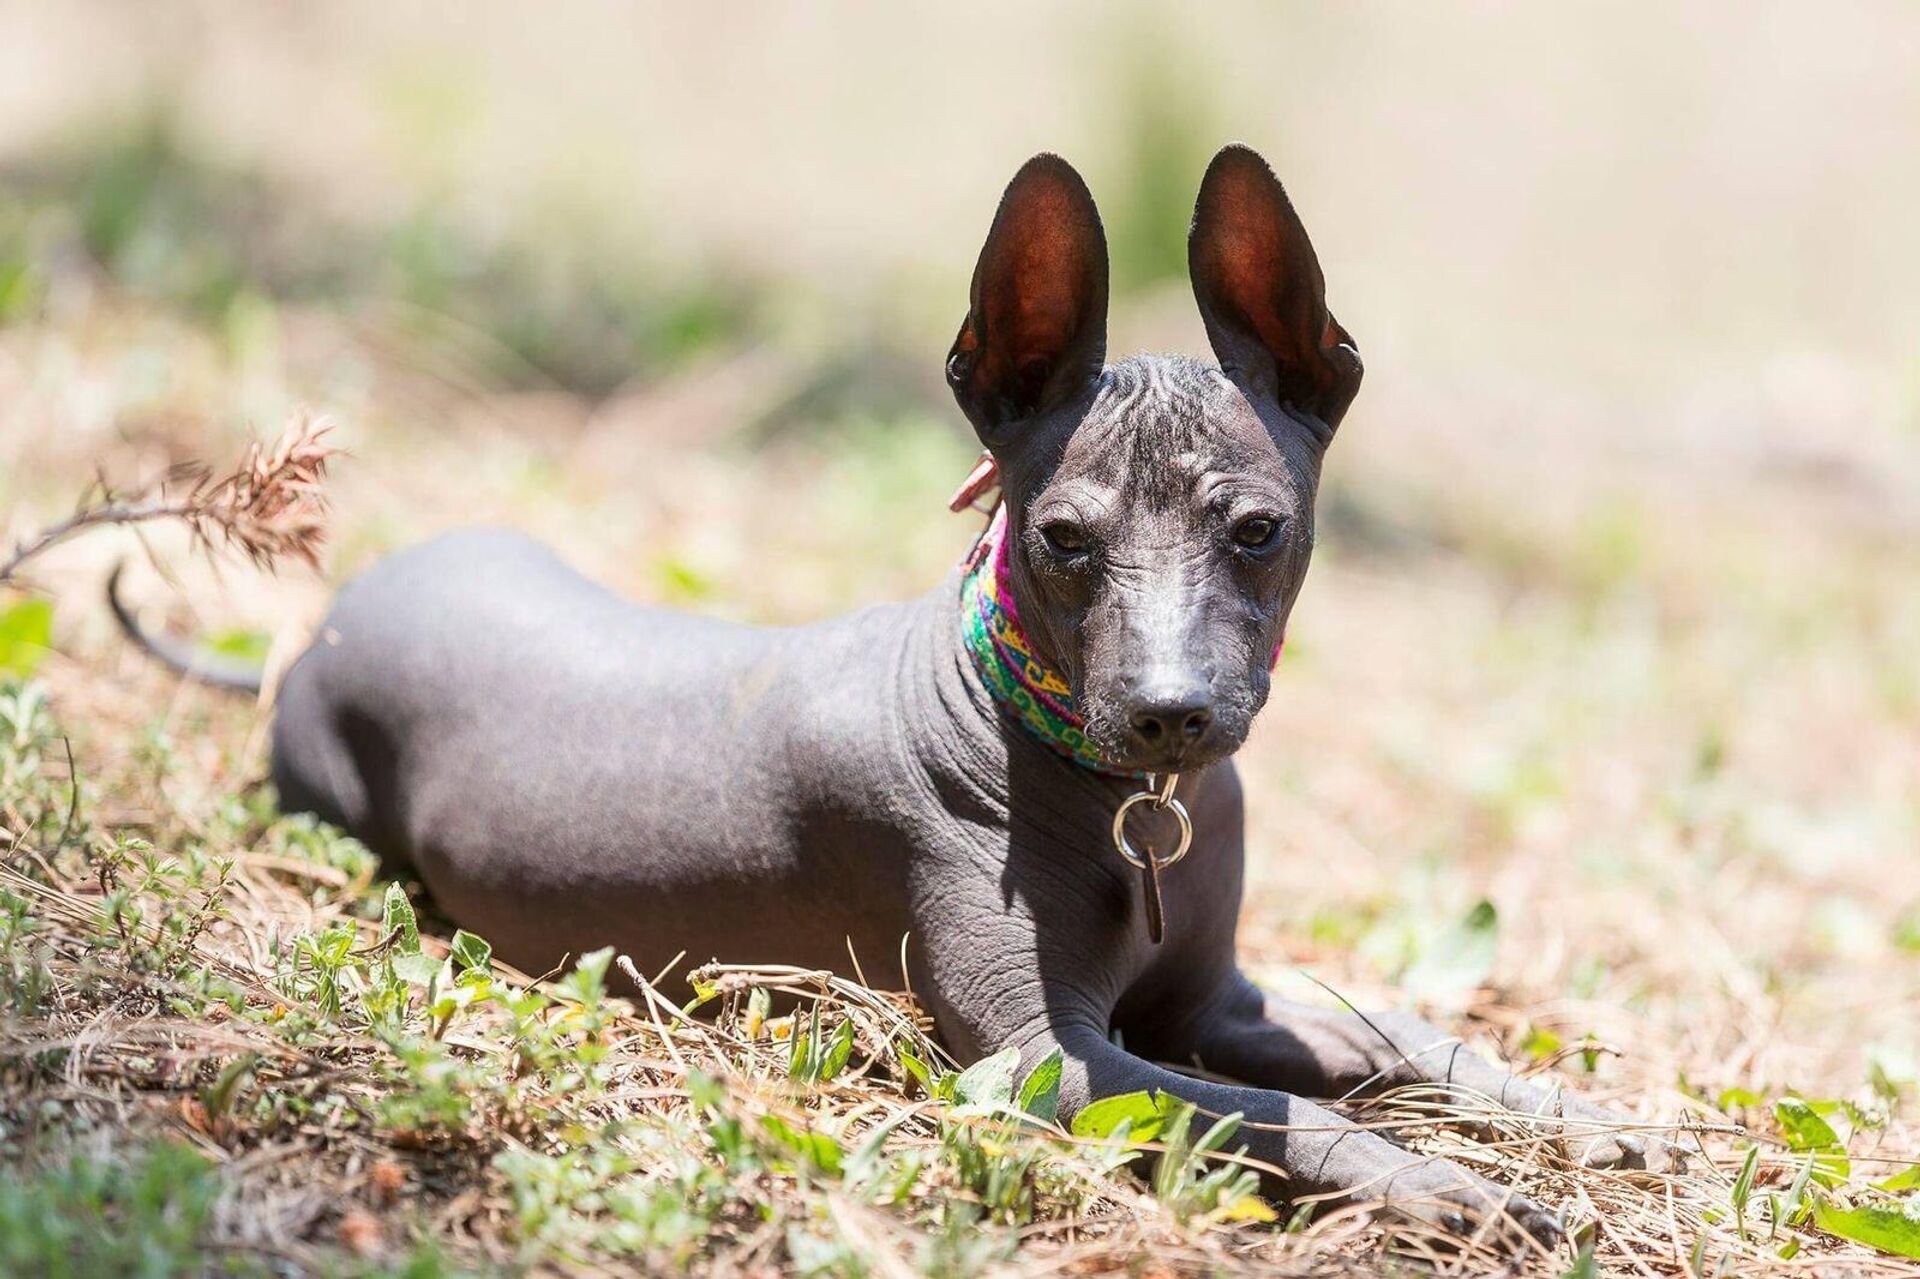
1085;724;1249;776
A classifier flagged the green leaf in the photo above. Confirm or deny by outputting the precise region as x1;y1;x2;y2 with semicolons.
952;1045;1020;1109
787;1002;827;1081
1730;1143;1760;1238
449;929;492;973
1016;1047;1064;1123
1151;1100;1197;1200
381;884;421;955
1193;1109;1244;1156
429;981;478;1022
759;1114;843;1174
1071;1090;1175;1142
0;599;53;677
1403;899;1499;1000
1775;1098;1850;1185
1775;1098;1842;1150
1809;1098;1858;1144
1717;1086;1764;1112
1779;1156;1818;1232
895;1040;932;1095
1813;1196;1920;1258
1876;1168;1920;1193
393;953;445;989
817;1019;856;1081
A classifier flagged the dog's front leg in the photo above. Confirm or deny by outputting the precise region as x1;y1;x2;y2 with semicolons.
1024;1019;1564;1247
911;825;1549;1243
1173;974;1688;1173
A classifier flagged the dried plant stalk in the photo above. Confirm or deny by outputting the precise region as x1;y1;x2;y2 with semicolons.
0;413;339;586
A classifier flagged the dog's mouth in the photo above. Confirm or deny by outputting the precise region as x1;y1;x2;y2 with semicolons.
1082;707;1251;775
1100;739;1241;775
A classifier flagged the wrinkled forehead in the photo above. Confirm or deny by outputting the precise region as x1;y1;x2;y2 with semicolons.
1042;356;1303;510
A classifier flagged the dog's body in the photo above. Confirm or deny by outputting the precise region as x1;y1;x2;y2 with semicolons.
275;518;1244;1056
138;148;1678;1241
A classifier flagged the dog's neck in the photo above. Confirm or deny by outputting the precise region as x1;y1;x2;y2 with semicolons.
958;505;1142;779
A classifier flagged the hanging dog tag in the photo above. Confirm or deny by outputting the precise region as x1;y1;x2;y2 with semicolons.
1138;847;1167;944
1111;774;1193;947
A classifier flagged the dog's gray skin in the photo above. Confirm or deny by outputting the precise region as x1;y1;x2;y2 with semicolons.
152;148;1679;1244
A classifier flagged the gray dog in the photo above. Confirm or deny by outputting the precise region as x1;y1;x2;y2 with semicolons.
118;146;1677;1243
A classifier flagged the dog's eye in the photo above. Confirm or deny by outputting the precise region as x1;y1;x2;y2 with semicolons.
1232;516;1281;550
1040;521;1092;557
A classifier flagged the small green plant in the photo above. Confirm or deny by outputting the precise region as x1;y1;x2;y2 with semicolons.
1775;1097;1852;1187
1071;1089;1272;1224
0;679;58;803
0;1141;223;1277
1149;1101;1267;1224
1729;1143;1760;1239
0;885;50;1016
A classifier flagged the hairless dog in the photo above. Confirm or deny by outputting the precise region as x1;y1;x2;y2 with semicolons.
117;146;1680;1244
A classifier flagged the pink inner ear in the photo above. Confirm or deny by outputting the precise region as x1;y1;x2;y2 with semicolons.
1269;635;1286;670
981;173;1103;374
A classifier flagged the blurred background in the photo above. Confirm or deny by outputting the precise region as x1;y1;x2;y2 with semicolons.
2;3;1916;1107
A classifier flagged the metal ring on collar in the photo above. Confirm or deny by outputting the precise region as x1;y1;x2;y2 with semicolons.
1111;790;1193;870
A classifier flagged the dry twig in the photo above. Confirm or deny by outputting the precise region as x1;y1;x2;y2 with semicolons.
0;413;338;588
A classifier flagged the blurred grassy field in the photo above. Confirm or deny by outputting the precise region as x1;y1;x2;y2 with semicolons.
2;4;1919;1274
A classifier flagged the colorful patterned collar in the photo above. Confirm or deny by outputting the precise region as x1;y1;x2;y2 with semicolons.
959;505;1141;778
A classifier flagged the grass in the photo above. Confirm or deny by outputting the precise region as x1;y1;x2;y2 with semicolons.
0;1140;225;1277
2;118;1918;1276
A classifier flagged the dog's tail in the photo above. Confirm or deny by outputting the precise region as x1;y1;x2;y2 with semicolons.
107;562;267;695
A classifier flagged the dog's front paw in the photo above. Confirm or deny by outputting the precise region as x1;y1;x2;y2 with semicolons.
1552;1094;1694;1174
1370;1159;1561;1249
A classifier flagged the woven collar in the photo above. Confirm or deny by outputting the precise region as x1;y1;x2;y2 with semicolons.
959;507;1142;779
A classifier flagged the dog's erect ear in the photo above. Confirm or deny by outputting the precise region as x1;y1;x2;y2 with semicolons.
1189;144;1362;432
947;154;1108;441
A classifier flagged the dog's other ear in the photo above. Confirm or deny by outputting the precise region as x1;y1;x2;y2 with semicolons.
1189;144;1362;432
947;154;1108;441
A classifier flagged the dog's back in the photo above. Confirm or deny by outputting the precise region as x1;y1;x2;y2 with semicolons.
273;525;930;985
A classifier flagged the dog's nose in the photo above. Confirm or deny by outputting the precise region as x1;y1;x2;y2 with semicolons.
1127;688;1214;749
